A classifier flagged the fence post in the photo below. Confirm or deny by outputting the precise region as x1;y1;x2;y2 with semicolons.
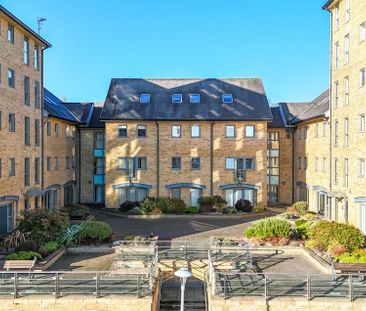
306;275;311;301
264;274;268;301
13;273;18;299
95;273;100;298
349;275;353;302
55;273;59;298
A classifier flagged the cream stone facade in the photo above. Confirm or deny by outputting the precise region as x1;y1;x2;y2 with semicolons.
325;0;366;233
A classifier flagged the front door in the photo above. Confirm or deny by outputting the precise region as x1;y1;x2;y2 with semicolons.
0;204;13;235
190;188;200;207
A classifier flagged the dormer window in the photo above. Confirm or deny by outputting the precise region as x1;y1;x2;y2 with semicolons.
190;94;200;103
222;94;233;104
172;94;183;103
140;94;151;103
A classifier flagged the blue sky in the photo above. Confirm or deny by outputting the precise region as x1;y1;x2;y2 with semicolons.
2;0;330;104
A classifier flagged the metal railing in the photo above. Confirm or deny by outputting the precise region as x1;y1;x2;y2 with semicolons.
0;271;153;298
212;272;366;301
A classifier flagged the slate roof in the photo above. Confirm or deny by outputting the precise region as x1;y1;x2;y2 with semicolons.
280;102;311;124
268;106;287;128
0;5;51;48
100;78;273;121
44;89;80;124
63;102;94;125
88;107;105;128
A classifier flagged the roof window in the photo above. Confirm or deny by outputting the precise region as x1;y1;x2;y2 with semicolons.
190;94;200;103
140;94;151;103
222;94;233;104
172;94;183;103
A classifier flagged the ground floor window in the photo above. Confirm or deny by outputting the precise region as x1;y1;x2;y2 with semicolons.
344;199;349;223
190;188;201;207
317;192;327;216
267;185;279;204
0;203;14;235
45;189;59;211
34;196;40;209
170;188;181;199
298;186;308;203
360;204;366;235
64;185;74;206
118;187;148;205
24;199;30;213
334;199;339;222
225;188;256;207
94;185;105;203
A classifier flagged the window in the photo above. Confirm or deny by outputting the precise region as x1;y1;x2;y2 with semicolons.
335;5;340;29
322;158;327;172
191;125;200;138
360;114;365;132
34;81;40;108
245;158;255;170
334;158;338;184
360;68;366;88
171;188;181;199
172;94;182;103
8;69;15;88
191;157;200;170
304;156;307;170
94;185;105;203
172;157;181;170
35;158;40;184
54;123;59;137
360;159;365;177
23;36;29;65
34;196;40;209
7;24;14;43
55;157;59;171
190;94;200;103
225;157;236;170
245;125;255;138
94;157;105;175
47;121;51;136
9;158;15;177
24;158;30;187
35;119;40;146
344;118;349;147
298;128;302;140
334;81;339;107
34;44;39;71
94;132;105;149
334;120;338;146
171;125;181;138
139;94;151;103
298;157;301;169
225;125;235;138
335;42;339;69
344;76;349;105
222;94;233;103
118;125;127;137
117;157;147;171
344;35;350;64
361;22;366;42
47;157;51;171
225;157;254;170
345;0;350;22
9;113;15;132
137;125;146;137
136;157;147;170
24;117;30;146
323;121;327;137
315;157;319;171
24;76;30;105
315;124;319;137
344;158;349;187
304;127;308;140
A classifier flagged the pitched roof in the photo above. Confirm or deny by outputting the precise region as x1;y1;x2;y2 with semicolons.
43;89;80;124
280;102;311;124
63;102;94;125
268;106;287;128
88;107;105;128
0;5;51;48
100;78;273;121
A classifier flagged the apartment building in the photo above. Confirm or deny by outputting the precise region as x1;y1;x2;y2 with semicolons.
324;0;366;233
0;6;51;234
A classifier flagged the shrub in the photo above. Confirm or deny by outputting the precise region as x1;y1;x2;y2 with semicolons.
156;197;170;213
119;201;139;213
222;207;237;214
18;209;69;246
235;199;252;212
6;251;42;261
38;241;60;257
69;209;87;219
336;249;366;264
198;196;216;205
184;207;199;214
306;221;365;253
0;230;30;250
126;207;146;215
294;221;313;240
244;218;292;239
15;240;39;252
295;219;307;227
302;212;319;221
139;197;161;214
78;221;113;243
58;223;85;246
292;201;309;216
168;198;186;214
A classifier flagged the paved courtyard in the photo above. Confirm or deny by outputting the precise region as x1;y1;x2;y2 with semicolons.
91;207;282;240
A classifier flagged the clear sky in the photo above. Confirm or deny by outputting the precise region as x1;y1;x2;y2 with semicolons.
2;0;330;104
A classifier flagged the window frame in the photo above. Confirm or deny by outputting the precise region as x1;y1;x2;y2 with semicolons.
245;125;255;138
139;94;151;104
9;158;15;177
190;125;200;138
171;125;181;138
191;157;201;170
23;36;29;65
7;68;15;88
222;94;233;104
190;94;200;104
172;94;183;104
9;113;15;132
360;68;366;88
7;24;14;43
360;114;365;133
225;125;235;138
118;125;128;137
171;157;181;170
137;125;147;138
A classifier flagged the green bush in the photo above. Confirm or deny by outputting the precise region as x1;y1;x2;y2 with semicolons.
156;197;170;213
6;251;43;261
302;212;319;221
18;209;69;246
139;197;162;214
78;221;113;243
336;249;366;263
69;209;87;218
198;196;216;205
41;241;60;252
222;207;237;214
167;198;186;214
126;207;146;215
306;221;365;252
184;207;199;214
295;219;307;227
292;201;309;216
244;218;292;239
294;221;313;240
58;223;85;246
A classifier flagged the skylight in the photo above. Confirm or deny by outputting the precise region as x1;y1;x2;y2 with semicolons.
190;94;200;104
172;94;183;103
140;94;151;103
222;94;233;104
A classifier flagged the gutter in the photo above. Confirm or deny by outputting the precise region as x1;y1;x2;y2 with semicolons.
329;9;334;199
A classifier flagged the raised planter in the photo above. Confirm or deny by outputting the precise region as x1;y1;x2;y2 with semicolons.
35;246;67;271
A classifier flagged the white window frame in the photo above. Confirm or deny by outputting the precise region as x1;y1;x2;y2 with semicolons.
172;94;183;104
190;94;200;104
335;42;339;69
360;114;365;133
118;125;128;137
171;125;181;138
222;94;233;104
359;159;365;178
360;68;366;88
344;76;349;105
191;125;200;138
360;22;366;42
344;34;350;64
245;125;255;138
345;0;350;22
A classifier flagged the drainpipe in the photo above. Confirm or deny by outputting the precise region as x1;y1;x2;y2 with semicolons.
329;10;334;199
210;122;215;196
78;128;81;203
290;121;295;203
155;122;160;197
41;48;45;208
